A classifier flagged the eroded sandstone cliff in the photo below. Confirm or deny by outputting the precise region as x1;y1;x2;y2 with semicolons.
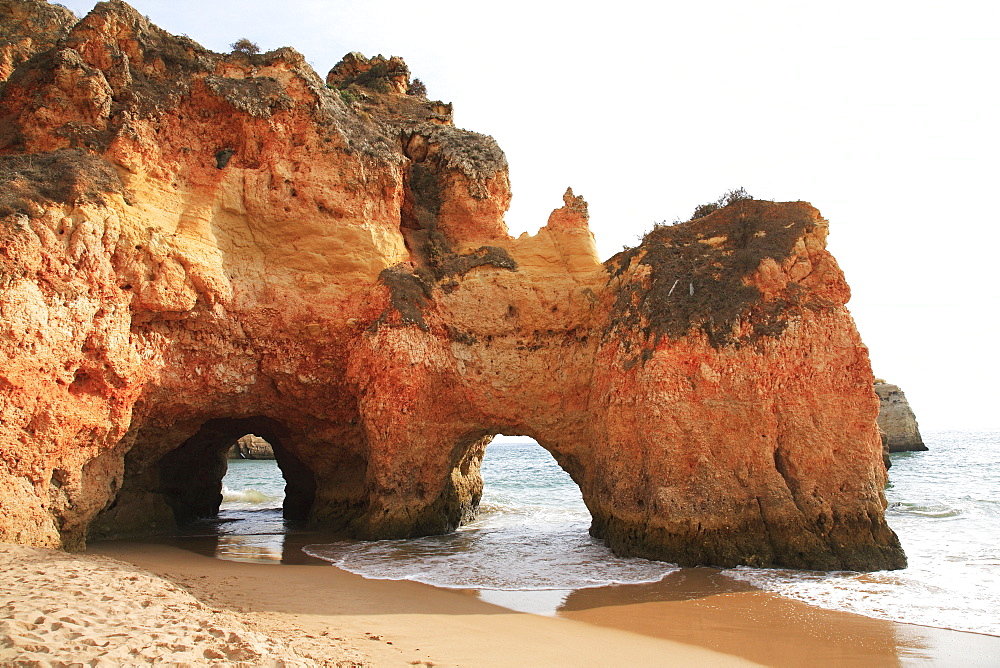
0;0;904;570
0;0;75;80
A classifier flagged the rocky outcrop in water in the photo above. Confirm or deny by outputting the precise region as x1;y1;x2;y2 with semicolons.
875;382;926;453
228;435;274;459
0;0;904;571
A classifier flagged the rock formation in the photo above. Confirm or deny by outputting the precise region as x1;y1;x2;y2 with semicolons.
875;382;926;453
0;0;904;570
228;434;275;459
0;0;76;80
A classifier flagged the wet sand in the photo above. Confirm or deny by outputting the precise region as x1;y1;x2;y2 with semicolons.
86;541;752;666
5;536;998;666
557;570;1000;666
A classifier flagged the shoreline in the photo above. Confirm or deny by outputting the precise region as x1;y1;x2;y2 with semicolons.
86;541;752;666
3;539;999;666
555;573;1000;666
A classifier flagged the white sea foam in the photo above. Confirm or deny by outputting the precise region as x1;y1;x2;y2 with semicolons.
220;460;285;510
725;564;1000;636
304;521;676;591
221;486;275;504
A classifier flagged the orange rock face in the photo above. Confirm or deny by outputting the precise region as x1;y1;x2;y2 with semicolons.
591;203;900;568
0;0;903;570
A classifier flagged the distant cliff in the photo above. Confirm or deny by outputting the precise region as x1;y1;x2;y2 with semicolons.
876;382;927;453
228;435;275;460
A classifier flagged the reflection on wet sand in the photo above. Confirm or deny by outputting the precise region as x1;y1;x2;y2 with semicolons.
557;568;1000;667
214;534;285;563
149;509;339;566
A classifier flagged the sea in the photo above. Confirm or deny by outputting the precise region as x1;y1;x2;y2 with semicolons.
215;431;1000;636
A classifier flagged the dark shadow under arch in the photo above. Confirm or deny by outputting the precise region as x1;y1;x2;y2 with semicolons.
158;416;316;524
89;416;317;540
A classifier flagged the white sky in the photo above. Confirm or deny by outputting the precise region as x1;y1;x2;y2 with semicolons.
57;0;1000;430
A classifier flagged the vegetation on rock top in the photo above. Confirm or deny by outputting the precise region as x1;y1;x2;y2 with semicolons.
606;196;822;353
229;38;260;56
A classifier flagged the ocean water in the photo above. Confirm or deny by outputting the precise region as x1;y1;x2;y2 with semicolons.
220;432;1000;635
210;459;289;562
302;441;676;599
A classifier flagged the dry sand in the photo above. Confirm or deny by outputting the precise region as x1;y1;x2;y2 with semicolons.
0;544;314;666
3;539;999;666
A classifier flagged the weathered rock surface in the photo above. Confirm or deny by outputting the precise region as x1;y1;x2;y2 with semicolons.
228;434;274;459
875;382;926;453
0;0;75;81
0;0;904;570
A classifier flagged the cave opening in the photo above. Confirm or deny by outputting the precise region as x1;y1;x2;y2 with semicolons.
213;432;296;563
89;416;318;550
157;416;317;528
221;434;293;518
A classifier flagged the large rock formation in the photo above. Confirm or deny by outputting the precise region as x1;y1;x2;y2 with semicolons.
0;0;904;570
228;434;275;459
875;382;926;453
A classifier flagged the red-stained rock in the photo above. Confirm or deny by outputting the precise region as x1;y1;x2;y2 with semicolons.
590;201;899;568
0;0;904;570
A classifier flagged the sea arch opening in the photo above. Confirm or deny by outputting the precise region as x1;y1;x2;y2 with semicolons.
89;416;318;547
303;432;673;614
475;434;590;533
470;433;675;610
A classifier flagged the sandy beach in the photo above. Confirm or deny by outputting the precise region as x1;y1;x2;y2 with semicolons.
0;540;996;666
3;541;749;666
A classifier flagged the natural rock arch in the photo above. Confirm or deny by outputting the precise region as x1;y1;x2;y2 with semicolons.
88;416;317;540
0;0;904;571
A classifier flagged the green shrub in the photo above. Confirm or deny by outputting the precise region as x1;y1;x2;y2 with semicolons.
689;187;753;220
230;38;260;56
408;78;427;97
